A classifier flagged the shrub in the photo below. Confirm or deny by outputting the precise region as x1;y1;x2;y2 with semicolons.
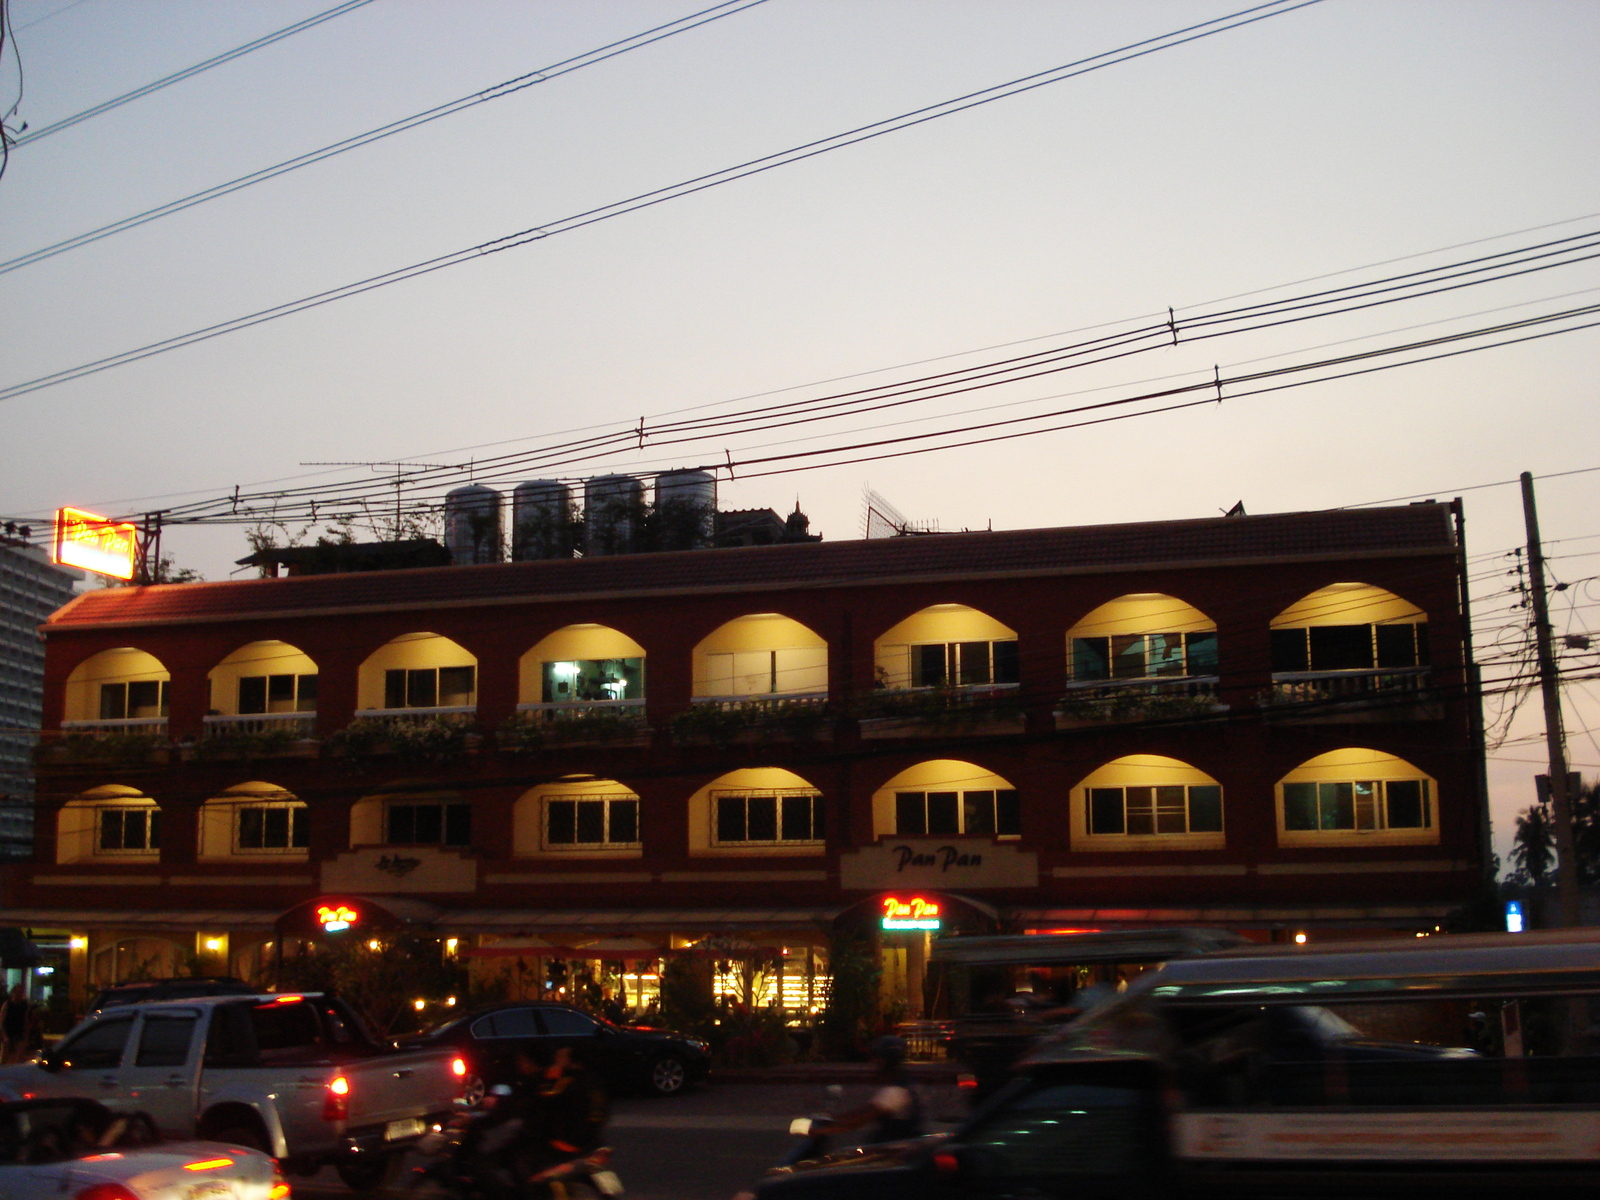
46;732;168;765
194;726;297;761
326;717;470;765
818;929;879;1060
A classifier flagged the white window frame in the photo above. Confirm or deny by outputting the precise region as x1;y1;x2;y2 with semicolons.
1084;784;1224;838
542;794;642;851
237;672;318;715
892;788;1021;839
96;805;160;854
908;640;1019;689
1281;779;1432;833
233;801;309;854
711;789;825;847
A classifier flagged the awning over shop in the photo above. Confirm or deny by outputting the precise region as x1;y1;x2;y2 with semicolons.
0;910;280;931
931;927;1245;967
0;928;41;968
1013;904;1460;929
463;935;667;959
444;909;842;934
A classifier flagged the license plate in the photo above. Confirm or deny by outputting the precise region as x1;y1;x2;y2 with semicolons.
384;1117;427;1141
591;1169;624;1195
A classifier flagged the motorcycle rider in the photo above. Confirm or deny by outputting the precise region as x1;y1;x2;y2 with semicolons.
527;1044;609;1173
811;1035;925;1145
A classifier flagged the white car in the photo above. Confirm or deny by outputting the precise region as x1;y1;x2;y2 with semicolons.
0;1097;286;1199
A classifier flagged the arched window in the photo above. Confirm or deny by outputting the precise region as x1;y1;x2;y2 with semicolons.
1066;594;1217;683
874;605;1017;690
1276;748;1438;846
57;785;161;863
1269;584;1429;705
518;625;645;715
514;777;641;857
198;782;308;859
870;760;1019;840
691;615;827;700
206;641;318;736
356;633;477;720
63;648;170;730
688;767;825;856
1070;755;1224;849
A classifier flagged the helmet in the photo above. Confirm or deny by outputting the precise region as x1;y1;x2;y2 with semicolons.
868;1035;907;1066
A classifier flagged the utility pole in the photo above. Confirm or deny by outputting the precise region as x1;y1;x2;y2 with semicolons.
1521;471;1582;927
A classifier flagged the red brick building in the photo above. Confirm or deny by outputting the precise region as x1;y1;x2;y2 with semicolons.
6;503;1485;1015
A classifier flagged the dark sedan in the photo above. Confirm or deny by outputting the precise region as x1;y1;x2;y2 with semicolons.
404;1002;710;1101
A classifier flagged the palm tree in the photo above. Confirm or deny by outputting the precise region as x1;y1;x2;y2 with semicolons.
1509;803;1555;887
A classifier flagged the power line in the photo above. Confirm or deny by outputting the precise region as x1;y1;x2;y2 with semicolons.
0;0;770;276
8;0;377;148
74;296;1600;534
0;0;22;185
21;211;1595;520
0;0;1322;402
112;229;1600;525
12;0;92;34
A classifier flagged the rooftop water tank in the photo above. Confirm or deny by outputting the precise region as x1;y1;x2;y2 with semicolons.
654;469;717;551
444;484;503;565
512;479;573;561
584;475;643;557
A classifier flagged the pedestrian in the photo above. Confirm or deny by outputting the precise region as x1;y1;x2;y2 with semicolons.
0;986;34;1065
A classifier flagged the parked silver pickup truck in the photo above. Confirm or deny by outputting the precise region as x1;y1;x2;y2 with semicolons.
0;991;462;1191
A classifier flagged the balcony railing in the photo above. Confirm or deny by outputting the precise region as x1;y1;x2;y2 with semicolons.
1054;676;1221;725
1266;666;1432;705
689;692;829;708
203;712;317;737
61;718;169;736
856;683;1024;736
352;706;476;726
516;698;647;720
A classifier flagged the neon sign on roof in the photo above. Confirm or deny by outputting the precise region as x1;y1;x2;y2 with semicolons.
881;895;942;931
52;508;138;580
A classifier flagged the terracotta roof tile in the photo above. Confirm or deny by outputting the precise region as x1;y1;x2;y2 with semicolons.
45;504;1454;631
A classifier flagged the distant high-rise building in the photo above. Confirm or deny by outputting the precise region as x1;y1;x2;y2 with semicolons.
0;535;80;858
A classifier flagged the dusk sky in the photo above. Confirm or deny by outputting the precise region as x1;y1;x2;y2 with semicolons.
3;0;1597;866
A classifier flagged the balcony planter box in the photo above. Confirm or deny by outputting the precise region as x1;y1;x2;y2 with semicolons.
1053;684;1225;728
1261;698;1443;725
670;700;834;749
42;733;172;766
859;713;1026;740
543;726;653;749
499;711;651;753
326;717;472;765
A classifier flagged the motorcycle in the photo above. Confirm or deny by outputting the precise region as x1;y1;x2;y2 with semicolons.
406;1087;623;1199
779;1084;844;1166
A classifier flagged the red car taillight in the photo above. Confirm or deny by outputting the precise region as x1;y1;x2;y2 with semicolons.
75;1186;141;1200
324;1073;350;1121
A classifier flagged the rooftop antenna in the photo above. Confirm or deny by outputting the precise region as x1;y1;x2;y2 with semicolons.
861;487;939;539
